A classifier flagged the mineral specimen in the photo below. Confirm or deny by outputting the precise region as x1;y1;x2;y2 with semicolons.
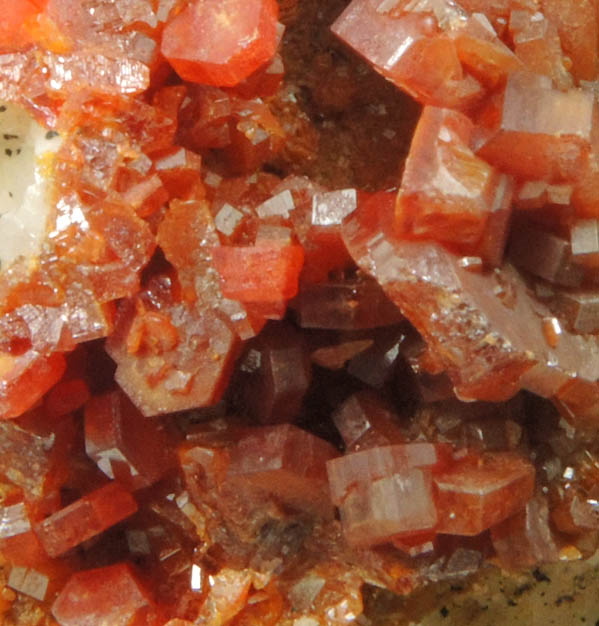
0;0;599;624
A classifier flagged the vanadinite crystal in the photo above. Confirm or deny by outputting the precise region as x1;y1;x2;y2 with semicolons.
2;0;599;624
52;563;157;626
161;0;279;87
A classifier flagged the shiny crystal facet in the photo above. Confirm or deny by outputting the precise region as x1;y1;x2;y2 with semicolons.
343;201;599;402
227;424;338;515
52;563;155;626
509;222;584;287
491;494;561;569
476;72;593;182
332;0;483;109
340;469;438;547
84;391;173;490
161;0;279;86
34;482;137;557
332;390;404;451
434;453;535;535
327;442;452;506
397;106;511;248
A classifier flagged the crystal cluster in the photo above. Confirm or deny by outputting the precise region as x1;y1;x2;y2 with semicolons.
0;0;598;624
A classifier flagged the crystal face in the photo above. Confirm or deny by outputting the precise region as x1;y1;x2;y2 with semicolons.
2;0;599;624
161;0;279;86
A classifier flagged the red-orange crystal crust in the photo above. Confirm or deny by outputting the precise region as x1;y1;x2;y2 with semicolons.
0;0;598;624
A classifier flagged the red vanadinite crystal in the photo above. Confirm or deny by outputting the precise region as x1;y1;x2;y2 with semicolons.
183;423;339;518
0;0;41;49
34;482;138;557
0;352;66;419
161;0;279;87
52;563;157;626
212;243;304;302
4;0;599;622
396;106;511;248
84;390;174;490
434;452;535;536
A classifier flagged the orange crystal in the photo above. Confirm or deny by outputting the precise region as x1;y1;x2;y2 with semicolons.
397;106;511;248
475;72;593;182
331;0;483;109
52;562;157;626
106;273;239;416
34;482;137;557
161;0;279;87
434;452;535;536
212;243;304;302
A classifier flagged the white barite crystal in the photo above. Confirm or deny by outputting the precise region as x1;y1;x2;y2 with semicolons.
95;447;140;480
215;203;244;236
0;102;62;272
0;502;31;538
312;189;357;226
8;566;49;601
256;189;295;218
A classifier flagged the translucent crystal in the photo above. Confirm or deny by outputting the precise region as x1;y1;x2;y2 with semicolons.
339;469;438;547
509;10;572;90
212;243;304;302
0;420;60;499
215;203;245;237
44;52;150;96
515;180;572;210
491;494;561;569
235;322;311;423
0;0;40;49
346;327;405;389
293;273;403;330
509;222;584;287
332;391;404;451
44;378;90;419
397;106;511;247
34;482;138;557
0;351;66;421
541;0;599;81
256;189;295;219
52;562;156;626
342;201;599;402
450;12;522;88
195;568;252;625
106;274;239;417
0;503;31;539
570;219;599;268
227;424;338;516
161;0;279;86
8;566;49;602
434;452;535;535
476;72;593;182
84;391;173;490
327;443;452;506
555;290;599;334
311;189;357;226
310;339;374;370
331;0;483;109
